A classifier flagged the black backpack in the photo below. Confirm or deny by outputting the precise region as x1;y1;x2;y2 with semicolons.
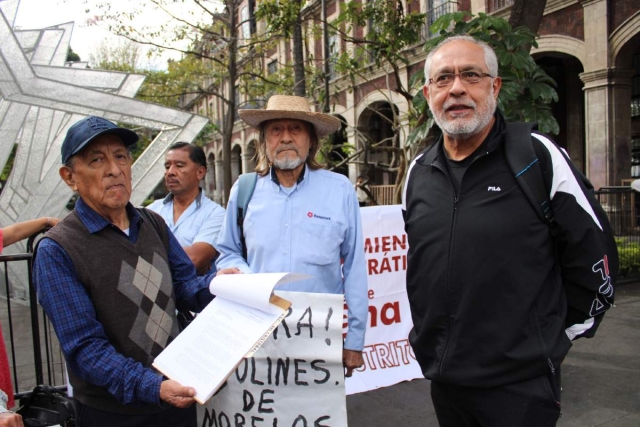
503;122;595;238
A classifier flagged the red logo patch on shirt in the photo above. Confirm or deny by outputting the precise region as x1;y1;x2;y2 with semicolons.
307;212;313;218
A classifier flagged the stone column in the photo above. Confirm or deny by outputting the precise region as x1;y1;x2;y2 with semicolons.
205;159;216;199
231;149;241;184
215;158;224;205
580;69;634;189
581;0;608;73
242;151;255;175
347;127;359;183
469;0;487;14
578;0;633;189
610;70;634;184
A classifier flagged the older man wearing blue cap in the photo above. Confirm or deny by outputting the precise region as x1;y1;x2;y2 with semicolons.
33;116;230;427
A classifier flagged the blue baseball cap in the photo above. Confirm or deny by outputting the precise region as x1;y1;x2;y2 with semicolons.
61;116;139;164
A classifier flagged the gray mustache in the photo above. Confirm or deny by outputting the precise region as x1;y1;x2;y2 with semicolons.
276;144;299;154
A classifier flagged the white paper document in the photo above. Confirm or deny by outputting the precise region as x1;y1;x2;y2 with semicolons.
152;272;309;404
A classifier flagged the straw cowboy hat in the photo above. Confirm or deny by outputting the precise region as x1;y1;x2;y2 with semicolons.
239;95;341;137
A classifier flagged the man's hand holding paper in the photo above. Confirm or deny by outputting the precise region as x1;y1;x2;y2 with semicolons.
153;273;308;404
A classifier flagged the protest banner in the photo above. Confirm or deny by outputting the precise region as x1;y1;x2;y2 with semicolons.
198;291;346;427
345;205;423;394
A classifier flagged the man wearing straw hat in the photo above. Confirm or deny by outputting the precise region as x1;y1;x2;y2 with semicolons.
216;95;368;377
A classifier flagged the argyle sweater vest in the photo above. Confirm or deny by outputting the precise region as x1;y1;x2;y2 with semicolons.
46;209;179;414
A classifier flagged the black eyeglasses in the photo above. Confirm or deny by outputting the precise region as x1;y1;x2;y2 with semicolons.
428;71;493;88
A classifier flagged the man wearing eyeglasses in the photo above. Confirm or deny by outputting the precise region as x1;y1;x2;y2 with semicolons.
402;35;617;426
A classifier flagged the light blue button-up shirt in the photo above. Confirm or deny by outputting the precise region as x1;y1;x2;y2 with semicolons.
216;167;368;351
148;189;226;271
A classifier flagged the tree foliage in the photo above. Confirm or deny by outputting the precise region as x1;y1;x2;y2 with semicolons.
408;11;559;150
326;1;427;203
66;47;81;62
88;39;217;168
90;40;142;72
257;0;428;204
86;0;280;202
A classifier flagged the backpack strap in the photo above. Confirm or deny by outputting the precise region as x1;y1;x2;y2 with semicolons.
503;122;556;229
236;173;258;260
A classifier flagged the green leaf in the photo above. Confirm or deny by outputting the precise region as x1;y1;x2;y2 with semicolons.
409;68;425;89
412;89;427;111
528;82;557;103
496;49;512;67
406;119;434;147
509;50;532;69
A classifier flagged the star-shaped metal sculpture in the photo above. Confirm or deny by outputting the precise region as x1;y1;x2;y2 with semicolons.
0;0;209;299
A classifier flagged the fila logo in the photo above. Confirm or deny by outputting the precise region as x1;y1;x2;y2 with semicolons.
487;186;502;192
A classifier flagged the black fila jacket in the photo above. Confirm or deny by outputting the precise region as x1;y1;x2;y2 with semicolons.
402;113;618;387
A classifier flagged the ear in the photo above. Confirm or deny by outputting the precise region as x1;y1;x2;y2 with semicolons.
492;76;502;99
423;85;430;102
59;166;78;192
196;165;206;181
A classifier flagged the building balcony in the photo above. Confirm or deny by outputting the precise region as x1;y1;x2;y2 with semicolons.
487;0;514;13
421;1;460;43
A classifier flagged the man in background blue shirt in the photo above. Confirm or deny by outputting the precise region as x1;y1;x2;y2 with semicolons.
148;142;225;275
33;116;233;427
216;95;368;377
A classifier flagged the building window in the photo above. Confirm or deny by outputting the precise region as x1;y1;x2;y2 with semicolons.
267;59;277;75
487;0;514;13
632;137;640;178
632;53;640;118
241;6;251;42
328;31;338;80
422;1;458;41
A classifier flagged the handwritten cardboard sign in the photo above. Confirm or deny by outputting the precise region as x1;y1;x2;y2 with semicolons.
198;291;346;427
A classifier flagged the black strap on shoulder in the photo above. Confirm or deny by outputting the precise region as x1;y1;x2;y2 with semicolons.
503;122;555;228
236;173;258;261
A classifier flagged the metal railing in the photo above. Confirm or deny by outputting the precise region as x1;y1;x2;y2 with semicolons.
0;187;637;404
0;235;67;401
363;184;640;281
421;1;459;42
487;0;514;13
368;185;397;206
595;187;640;282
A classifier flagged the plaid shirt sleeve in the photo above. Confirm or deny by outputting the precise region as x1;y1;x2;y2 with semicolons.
165;225;215;312
33;237;164;405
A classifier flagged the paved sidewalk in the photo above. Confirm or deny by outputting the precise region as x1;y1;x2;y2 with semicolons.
347;282;640;427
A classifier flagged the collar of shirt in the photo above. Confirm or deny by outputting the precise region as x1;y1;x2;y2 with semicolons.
75;198;141;241
269;164;307;188
161;187;204;208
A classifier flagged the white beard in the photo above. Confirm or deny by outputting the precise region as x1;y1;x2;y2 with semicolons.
431;87;497;139
269;144;308;170
272;156;305;170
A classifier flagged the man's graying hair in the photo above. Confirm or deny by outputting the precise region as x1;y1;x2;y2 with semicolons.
423;35;499;83
254;120;324;176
